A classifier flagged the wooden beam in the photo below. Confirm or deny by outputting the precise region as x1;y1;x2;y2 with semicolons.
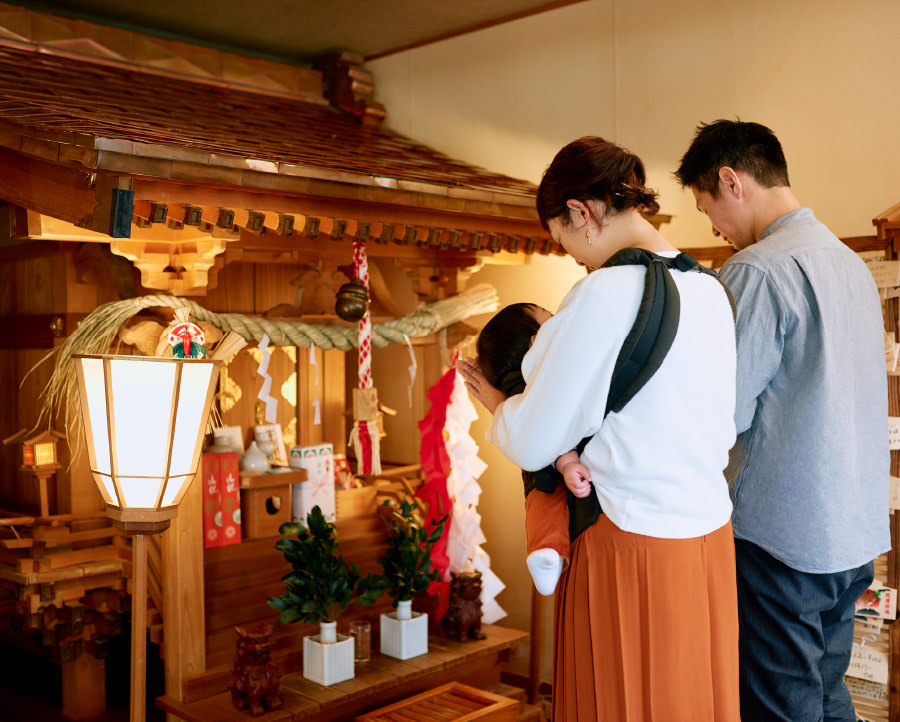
840;235;887;253
0;146;125;235
130;179;545;239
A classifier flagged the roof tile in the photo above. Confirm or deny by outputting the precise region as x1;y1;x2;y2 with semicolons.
0;45;539;203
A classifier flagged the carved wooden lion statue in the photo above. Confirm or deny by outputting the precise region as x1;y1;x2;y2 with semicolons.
439;570;487;642
229;624;282;717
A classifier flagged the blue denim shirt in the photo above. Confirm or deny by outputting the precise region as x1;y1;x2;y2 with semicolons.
720;208;890;573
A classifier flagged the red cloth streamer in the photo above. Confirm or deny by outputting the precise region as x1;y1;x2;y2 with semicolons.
357;420;372;474
415;365;457;622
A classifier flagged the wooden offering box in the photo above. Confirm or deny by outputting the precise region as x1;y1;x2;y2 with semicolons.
239;470;306;539
356;681;519;721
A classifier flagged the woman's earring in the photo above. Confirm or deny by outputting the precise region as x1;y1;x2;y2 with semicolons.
586;228;591;245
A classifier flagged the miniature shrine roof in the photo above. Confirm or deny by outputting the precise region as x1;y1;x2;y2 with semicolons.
0;44;539;201
0;4;560;295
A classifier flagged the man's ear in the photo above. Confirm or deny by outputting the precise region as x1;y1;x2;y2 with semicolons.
718;167;743;198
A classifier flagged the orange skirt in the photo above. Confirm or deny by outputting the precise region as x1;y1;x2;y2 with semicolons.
553;515;740;721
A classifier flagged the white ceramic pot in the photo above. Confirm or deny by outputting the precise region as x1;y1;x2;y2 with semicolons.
240;441;269;472
303;621;354;686
380;600;428;660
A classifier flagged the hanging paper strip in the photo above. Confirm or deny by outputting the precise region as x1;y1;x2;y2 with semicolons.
349;238;382;474
403;333;417;408
309;344;319;387
255;333;277;423
442;359;505;623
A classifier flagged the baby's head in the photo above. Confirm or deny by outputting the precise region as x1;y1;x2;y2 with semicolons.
476;303;551;398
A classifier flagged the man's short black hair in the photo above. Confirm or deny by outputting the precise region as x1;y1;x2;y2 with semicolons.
675;119;790;197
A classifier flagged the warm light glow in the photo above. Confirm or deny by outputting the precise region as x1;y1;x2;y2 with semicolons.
74;354;220;521
33;442;56;466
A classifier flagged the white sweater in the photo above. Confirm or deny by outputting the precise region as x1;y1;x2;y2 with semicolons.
488;257;737;539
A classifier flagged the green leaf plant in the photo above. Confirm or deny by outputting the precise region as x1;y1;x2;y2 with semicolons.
267;506;384;626
377;498;447;608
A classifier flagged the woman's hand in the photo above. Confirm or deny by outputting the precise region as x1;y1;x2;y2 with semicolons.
456;357;505;414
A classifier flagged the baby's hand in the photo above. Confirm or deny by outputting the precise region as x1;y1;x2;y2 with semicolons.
561;462;592;498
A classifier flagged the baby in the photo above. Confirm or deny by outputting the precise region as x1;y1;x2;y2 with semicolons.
475;302;593;595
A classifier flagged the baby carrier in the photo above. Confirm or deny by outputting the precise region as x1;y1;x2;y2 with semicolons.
528;248;733;541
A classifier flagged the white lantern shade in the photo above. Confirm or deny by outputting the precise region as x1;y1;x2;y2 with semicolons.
73;354;220;523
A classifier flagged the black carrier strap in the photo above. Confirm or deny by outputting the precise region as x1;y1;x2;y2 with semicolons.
603;249;682;416
559;249;729;542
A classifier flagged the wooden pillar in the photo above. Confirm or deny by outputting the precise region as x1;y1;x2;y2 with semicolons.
161;470;205;719
61;651;106;720
131;533;149;722
528;587;541;705
34;470;51;517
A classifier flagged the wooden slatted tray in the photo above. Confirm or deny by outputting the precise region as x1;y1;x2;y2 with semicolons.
355;681;518;721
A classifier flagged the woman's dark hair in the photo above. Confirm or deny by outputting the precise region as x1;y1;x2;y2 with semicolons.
675;119;790;197
476;303;541;398
536;136;660;230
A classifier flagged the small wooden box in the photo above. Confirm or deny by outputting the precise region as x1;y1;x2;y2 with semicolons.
355;682;518;721
239;470;306;539
336;486;377;520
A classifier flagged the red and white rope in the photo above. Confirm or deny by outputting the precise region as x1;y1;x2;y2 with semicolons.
353;239;372;390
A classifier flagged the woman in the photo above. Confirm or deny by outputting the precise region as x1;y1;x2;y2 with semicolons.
458;137;740;721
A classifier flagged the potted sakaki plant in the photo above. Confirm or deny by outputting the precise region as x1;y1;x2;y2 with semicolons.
267;506;382;685
377;498;446;660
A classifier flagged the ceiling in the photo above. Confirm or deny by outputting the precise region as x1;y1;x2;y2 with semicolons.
16;0;587;65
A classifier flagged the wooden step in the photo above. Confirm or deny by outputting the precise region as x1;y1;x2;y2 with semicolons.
487;682;526;704
484;683;546;722
517;702;544;722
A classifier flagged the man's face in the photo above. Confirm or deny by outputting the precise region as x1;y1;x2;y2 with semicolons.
691;183;754;250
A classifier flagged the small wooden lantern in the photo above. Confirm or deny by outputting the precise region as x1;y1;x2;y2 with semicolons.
3;428;65;516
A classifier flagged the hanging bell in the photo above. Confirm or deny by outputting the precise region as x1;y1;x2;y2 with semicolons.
335;277;369;322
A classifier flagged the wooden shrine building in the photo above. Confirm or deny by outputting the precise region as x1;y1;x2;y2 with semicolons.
0;5;559;719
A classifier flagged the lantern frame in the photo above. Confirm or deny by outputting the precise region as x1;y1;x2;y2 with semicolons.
72;354;220;529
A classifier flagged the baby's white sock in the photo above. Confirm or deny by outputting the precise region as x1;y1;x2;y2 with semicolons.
526;548;564;596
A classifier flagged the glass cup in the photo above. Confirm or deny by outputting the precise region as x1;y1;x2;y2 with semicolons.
349;619;371;663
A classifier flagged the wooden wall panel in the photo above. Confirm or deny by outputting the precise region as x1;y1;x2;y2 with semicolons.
0;254;84;514
0;251;12;314
254;263;301;312
202;261;256;313
0;350;18;502
162;469;206;703
323;349;347;452
15;255;67;314
63;254;99;313
203;516;392;670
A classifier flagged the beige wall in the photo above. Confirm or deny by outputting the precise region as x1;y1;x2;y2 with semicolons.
371;0;900;680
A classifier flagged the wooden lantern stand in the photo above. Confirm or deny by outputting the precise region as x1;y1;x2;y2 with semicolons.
112;517;172;722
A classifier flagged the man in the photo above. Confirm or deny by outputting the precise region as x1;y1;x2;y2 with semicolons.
676;119;890;722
